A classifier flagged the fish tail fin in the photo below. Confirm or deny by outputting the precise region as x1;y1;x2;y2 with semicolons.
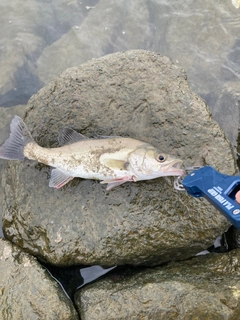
0;115;35;160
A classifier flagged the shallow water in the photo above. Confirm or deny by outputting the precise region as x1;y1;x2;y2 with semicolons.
0;0;239;141
0;1;239;237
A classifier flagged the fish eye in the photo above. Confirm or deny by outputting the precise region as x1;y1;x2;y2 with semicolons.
157;154;166;162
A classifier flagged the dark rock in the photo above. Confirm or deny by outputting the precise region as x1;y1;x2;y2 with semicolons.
2;50;236;266
0;238;79;319
75;250;240;320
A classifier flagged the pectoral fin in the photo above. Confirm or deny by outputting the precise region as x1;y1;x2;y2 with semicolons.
106;180;128;191
101;159;129;171
49;169;73;189
101;176;135;191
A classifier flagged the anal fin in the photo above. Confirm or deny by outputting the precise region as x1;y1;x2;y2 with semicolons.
49;169;73;189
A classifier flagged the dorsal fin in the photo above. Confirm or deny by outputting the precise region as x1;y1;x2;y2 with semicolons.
58;127;88;146
94;134;121;139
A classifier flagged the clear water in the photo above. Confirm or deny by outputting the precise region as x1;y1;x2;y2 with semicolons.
0;0;239;232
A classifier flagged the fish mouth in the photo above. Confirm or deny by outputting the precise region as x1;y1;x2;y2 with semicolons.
162;160;186;176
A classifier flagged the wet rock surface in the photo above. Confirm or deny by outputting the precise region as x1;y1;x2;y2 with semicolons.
2;50;236;266
75;250;240;320
0;238;78;320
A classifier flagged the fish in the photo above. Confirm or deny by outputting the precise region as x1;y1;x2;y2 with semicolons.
0;116;185;190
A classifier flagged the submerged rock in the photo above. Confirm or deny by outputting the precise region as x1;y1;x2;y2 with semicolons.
75;250;240;319
148;0;240;147
37;0;152;85
0;238;78;319
2;50;236;266
0;0;86;107
210;82;240;150
35;0;240;149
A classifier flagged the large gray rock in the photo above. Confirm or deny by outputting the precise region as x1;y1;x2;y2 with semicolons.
0;238;79;320
2;50;236;266
75;250;240;320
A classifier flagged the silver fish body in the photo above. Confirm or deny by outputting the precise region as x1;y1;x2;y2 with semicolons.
0;116;185;190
